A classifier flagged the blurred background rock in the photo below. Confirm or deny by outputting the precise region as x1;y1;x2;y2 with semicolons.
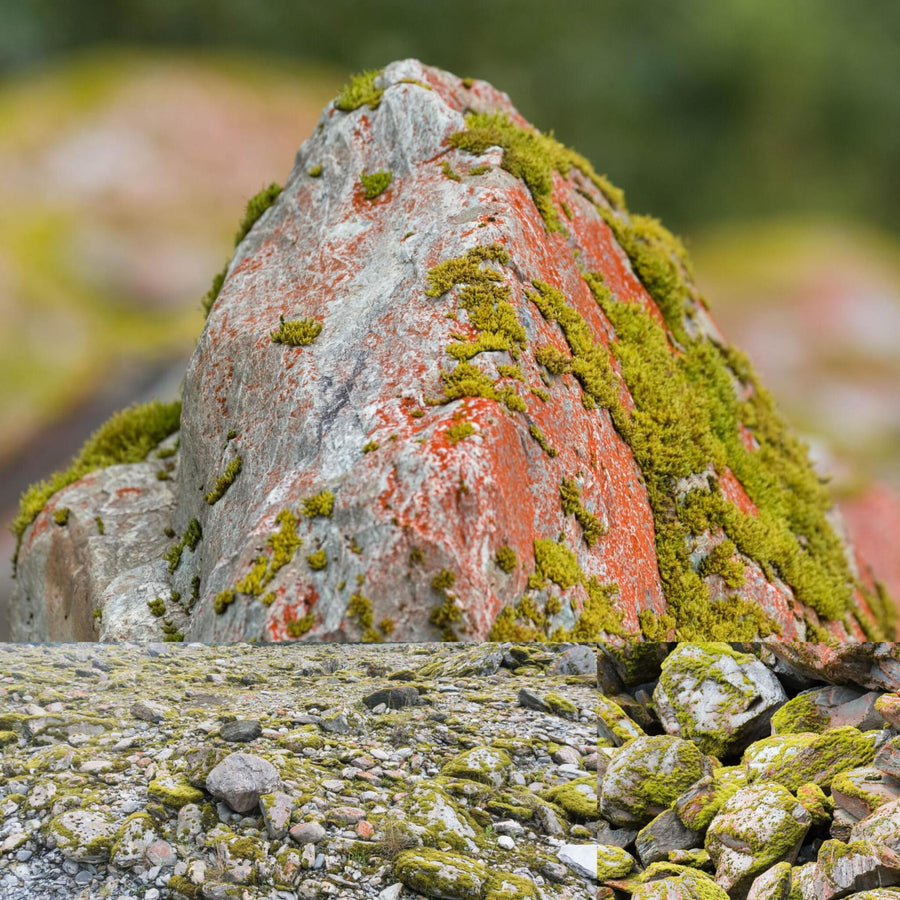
0;0;898;636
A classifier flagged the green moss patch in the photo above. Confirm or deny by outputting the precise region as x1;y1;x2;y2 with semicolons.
270;315;322;347
334;69;384;112
205;456;242;505
360;170;393;200
12;400;181;569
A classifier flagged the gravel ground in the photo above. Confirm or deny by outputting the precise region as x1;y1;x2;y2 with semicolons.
0;641;598;899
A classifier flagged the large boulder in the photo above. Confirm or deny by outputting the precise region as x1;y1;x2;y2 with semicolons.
653;642;786;758
10;59;893;642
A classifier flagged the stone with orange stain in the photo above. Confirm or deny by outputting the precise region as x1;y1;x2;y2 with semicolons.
10;59;891;643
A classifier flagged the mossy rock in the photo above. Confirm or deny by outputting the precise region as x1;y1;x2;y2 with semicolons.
602;735;713;827
47;809;117;864
741;726;876;791
393;848;490;900
543;776;598;822
597;843;637;879
147;775;205;809
441;745;513;787
483;872;540;900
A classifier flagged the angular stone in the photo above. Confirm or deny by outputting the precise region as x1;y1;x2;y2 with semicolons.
850;798;900;852
110;813;158;868
746;861;792;900
361;687;420;710
401;783;480;853
632;869;730;900
674;767;749;831
874;736;900;779
11;60;882;645
636;808;704;867
259;791;294;840
601;736;713;827
549;645;597;676
596;694;645;746
765;646;900;694
741;726;877;791
558;843;598;880
706;783;811;900
393;848;490;899
771;686;883;735
875;694;900;730
219;720;262;742
831;766;900;820
654;643;786;758
205;752;282;813
806;839;900;900
131;700;167;724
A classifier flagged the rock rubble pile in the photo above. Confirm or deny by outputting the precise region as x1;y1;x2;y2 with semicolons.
593;642;900;900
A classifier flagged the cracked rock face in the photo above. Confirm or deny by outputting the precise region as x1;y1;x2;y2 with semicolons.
10;59;893;643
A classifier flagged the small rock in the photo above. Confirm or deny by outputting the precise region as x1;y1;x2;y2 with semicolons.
706;783;811;899
219;720;262;742
205;752;282;813
558;843;598;880
289;822;326;845
362;687;420;710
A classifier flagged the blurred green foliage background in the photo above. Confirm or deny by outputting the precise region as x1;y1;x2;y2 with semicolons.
3;0;899;235
0;0;899;622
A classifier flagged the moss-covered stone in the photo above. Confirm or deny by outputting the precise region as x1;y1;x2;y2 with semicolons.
393;848;490;899
544;776;599;821
147;776;205;809
742;726;877;791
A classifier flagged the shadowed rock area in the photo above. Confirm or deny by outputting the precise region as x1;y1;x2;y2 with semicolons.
10;60;896;643
0;641;596;899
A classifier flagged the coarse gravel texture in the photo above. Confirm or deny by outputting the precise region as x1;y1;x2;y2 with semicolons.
0;641;597;899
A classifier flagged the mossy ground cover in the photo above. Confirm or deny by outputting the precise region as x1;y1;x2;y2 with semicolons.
0;642;594;898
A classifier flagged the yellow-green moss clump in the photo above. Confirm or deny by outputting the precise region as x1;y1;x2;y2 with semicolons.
448;111;623;233
203;183;282;317
334;69;384;112
205;456;242;505
147;777;204;809
442;97;885;640
286;613;315;637
494;545;518;573
543;776;598;821
490;537;622;642
163;518;202;574
559;478;605;547
360;170;393;200
306;549;328;570
53;507;70;526
270;315;322;347
214;509;302;615
12;400;181;569
770;692;829;735
446;421;476;445
301;490;334;518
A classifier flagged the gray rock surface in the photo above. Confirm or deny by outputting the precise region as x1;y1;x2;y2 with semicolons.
205;753;283;813
706;783;811;899
654;642;786;758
